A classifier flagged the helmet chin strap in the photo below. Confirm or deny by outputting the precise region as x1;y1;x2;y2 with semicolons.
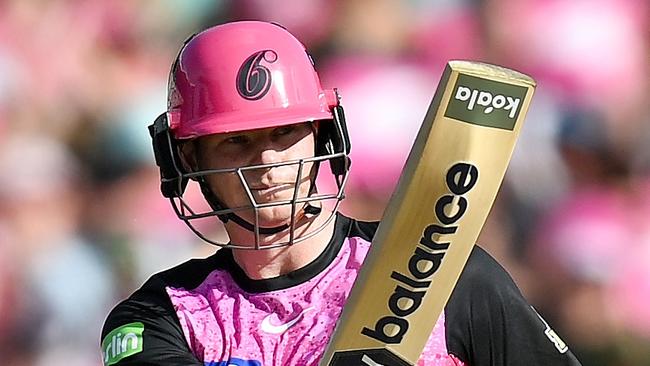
224;202;322;235
225;211;289;235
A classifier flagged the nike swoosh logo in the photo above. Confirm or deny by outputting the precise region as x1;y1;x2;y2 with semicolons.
260;307;314;335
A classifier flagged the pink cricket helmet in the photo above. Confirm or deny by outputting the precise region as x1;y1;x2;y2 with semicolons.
167;21;339;139
150;21;351;249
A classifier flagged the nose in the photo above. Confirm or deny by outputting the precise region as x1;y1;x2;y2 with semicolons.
257;145;284;166
245;145;284;186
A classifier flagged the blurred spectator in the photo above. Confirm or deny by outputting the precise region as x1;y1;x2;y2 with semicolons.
0;0;647;364
321;58;437;218
0;133;114;365
528;184;650;365
234;0;336;49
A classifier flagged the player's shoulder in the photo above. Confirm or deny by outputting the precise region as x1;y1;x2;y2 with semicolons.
443;245;522;361
102;250;227;337
445;244;529;327
445;246;584;365
100;254;220;366
452;245;521;300
459;245;514;286
152;250;228;289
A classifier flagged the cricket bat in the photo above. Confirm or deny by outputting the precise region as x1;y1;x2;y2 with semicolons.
319;61;536;365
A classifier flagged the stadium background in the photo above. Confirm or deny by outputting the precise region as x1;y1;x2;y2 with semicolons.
0;0;648;365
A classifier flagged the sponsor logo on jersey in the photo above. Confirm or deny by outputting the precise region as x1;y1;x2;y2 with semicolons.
260;306;314;335
236;50;278;100
445;73;528;130
362;354;386;365
361;162;479;345
102;322;144;365
532;307;569;354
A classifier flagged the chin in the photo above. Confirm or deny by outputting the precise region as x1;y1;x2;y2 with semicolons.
243;206;295;228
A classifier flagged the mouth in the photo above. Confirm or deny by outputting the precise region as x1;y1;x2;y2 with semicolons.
249;183;293;195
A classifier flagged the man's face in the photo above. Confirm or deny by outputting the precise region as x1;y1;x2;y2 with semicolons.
191;122;317;227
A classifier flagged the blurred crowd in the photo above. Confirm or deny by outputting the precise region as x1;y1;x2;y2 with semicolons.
0;0;648;365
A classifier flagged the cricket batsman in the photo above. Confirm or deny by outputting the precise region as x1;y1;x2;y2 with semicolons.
101;21;583;366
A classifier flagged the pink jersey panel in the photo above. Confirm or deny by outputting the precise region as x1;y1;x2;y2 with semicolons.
167;236;465;365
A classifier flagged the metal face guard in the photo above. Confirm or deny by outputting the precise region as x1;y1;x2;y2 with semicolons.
169;151;349;249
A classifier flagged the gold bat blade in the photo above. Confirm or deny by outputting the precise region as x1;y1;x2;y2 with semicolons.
319;61;536;365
